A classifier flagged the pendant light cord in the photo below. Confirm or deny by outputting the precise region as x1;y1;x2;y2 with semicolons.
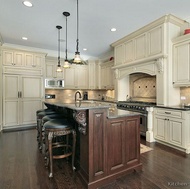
76;0;79;53
65;15;68;60
58;28;60;65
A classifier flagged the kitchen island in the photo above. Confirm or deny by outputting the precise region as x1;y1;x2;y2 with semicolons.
44;101;142;189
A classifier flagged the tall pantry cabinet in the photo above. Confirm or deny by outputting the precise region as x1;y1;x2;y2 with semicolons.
1;47;46;130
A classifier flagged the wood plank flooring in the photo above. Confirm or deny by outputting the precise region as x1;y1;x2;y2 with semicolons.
0;129;190;189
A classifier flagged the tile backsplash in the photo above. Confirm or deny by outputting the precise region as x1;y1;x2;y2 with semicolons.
180;87;190;105
45;89;115;103
129;73;156;101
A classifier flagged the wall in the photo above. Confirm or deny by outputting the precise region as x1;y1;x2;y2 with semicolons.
129;73;156;102
45;89;115;103
180;87;190;105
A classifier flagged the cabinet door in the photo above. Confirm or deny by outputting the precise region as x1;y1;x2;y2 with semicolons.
147;25;163;57
124;40;134;63
3;75;20;127
2;50;24;66
88;109;107;181
76;65;88;89
25;53;34;67
114;44;124;66
154;115;167;142
88;61;99;89
21;76;42;99
64;66;75;88
100;66;107;89
173;42;190;85
34;54;44;68
22;100;42;124
107;118;125;174
168;119;184;147
46;63;55;78
135;33;146;60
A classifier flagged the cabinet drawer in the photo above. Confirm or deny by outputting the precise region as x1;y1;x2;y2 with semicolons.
155;108;182;119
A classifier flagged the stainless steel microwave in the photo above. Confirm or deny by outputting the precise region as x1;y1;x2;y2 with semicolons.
45;79;64;88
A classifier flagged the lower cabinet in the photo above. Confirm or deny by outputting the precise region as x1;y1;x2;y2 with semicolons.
79;108;141;188
107;116;140;175
154;108;189;152
3;74;43;128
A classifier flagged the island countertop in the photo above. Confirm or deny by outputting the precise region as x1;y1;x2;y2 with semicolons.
44;101;141;119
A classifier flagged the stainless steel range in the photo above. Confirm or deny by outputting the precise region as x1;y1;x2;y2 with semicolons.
117;101;156;136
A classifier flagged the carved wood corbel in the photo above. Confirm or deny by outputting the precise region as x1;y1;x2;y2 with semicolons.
73;110;87;135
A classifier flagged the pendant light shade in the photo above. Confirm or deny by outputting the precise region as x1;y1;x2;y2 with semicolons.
63;11;71;68
56;25;63;72
73;0;81;63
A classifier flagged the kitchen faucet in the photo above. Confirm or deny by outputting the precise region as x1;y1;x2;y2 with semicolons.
75;91;82;101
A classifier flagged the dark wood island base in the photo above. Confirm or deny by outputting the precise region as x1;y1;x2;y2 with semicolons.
44;102;142;189
77;108;142;189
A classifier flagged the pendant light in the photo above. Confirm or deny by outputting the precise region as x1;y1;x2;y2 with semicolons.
73;0;81;63
63;12;71;68
56;25;63;72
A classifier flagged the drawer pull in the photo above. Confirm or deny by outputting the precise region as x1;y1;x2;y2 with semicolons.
165;112;171;114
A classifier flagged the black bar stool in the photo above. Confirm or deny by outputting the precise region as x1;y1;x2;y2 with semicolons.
41;114;66;154
36;110;57;150
44;119;76;178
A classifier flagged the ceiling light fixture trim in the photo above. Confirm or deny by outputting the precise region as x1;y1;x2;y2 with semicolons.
56;25;63;72
73;0;81;63
63;11;71;69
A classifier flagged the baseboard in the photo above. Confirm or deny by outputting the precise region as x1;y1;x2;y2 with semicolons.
3;125;36;132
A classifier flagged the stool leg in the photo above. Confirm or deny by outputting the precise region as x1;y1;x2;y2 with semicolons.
48;132;54;178
37;118;40;142
72;130;76;171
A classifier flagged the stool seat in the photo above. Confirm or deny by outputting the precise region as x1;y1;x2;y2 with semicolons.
42;114;64;123
36;108;53;115
44;119;71;130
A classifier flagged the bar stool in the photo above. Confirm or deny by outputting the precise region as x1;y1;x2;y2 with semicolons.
37;110;57;150
41;114;66;154
44;119;76;178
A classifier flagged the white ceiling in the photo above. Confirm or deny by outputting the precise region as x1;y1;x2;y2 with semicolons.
1;0;190;59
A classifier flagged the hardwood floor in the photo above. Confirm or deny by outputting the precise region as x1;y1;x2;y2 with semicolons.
0;129;190;189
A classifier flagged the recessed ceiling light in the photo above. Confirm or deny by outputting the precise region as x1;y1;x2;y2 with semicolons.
22;37;28;40
83;48;87;51
22;1;33;7
110;28;116;32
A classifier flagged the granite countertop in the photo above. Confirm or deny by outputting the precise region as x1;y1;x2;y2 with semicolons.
44;101;141;119
107;108;141;119
156;105;190;111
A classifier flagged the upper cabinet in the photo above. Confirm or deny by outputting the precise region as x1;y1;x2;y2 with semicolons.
147;25;164;57
100;60;114;90
64;64;88;89
2;48;45;68
88;60;100;89
45;57;64;79
113;24;164;66
172;34;190;86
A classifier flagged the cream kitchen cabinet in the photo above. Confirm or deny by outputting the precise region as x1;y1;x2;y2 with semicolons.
3;74;43;129
2;49;24;66
88;60;100;89
172;35;190;86
100;61;114;89
45;57;64;79
154;108;190;153
2;48;45;68
64;65;88;89
112;22;165;66
114;44;124;66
